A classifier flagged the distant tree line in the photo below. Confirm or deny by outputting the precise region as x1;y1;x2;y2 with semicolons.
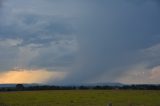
0;84;160;91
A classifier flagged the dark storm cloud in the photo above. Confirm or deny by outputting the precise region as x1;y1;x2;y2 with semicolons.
0;0;160;84
60;0;160;84
127;0;160;5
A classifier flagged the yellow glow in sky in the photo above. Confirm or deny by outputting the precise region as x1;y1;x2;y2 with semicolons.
0;69;65;84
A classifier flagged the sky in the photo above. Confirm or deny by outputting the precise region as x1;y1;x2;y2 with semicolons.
0;0;160;84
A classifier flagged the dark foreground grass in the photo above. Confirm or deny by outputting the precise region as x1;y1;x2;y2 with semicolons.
0;90;160;106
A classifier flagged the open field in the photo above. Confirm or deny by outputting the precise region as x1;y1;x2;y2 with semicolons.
0;90;160;106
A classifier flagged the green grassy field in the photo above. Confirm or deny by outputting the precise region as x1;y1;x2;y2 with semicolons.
0;90;160;106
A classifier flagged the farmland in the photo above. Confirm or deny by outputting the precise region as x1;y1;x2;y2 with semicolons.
0;90;160;106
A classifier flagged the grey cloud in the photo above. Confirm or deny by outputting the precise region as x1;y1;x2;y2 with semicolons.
0;0;3;7
0;46;19;71
0;14;73;46
0;0;77;72
30;53;76;71
28;37;78;71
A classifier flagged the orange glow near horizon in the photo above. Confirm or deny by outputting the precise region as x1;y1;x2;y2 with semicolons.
0;69;65;84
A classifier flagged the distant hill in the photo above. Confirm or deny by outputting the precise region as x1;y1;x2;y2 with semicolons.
0;84;39;88
84;82;124;87
0;84;15;88
0;82;123;88
77;82;124;87
52;82;124;87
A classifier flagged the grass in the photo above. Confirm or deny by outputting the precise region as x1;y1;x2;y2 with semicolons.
0;90;160;106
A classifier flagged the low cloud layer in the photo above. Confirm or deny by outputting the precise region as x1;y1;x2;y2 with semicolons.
117;65;160;84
